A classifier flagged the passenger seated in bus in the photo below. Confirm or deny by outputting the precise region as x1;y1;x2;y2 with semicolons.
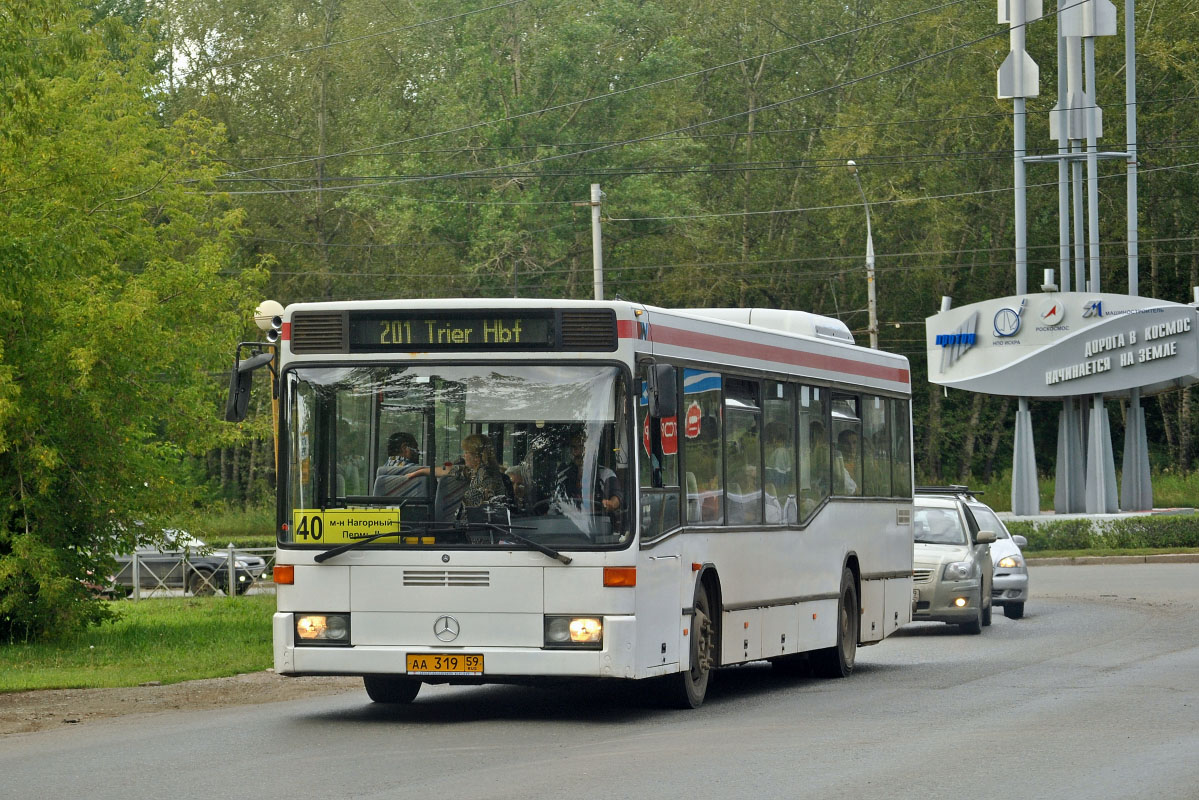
506;430;560;514
372;431;427;499
837;429;861;496
410;434;511;517
555;431;623;514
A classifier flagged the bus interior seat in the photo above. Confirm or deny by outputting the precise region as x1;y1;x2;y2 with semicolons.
434;474;468;522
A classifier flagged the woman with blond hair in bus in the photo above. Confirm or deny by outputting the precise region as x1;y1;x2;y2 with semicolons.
411;434;511;514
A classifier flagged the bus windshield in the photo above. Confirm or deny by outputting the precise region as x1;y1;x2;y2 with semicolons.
284;364;633;549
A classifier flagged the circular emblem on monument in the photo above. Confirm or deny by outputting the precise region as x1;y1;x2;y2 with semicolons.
993;307;1022;338
1039;300;1065;326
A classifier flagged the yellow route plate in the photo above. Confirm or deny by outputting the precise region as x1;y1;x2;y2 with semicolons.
291;509;401;545
407;654;483;676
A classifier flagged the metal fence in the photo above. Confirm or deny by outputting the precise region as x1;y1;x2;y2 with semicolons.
118;545;277;600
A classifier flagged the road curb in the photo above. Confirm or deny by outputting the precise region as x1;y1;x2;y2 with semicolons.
1028;553;1199;566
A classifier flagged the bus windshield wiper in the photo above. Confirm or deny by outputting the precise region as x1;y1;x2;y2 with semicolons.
463;521;572;565
312;520;572;565
314;528;408;562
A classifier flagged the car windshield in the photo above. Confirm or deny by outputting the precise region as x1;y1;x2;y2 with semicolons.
285;364;633;549
968;505;1010;538
914;506;968;545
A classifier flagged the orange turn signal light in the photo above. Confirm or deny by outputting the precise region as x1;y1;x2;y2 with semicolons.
603;567;636;587
273;565;295;585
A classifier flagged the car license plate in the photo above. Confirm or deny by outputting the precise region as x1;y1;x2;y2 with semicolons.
406;653;483;676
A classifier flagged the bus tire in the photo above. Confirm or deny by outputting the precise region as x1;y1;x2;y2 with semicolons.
812;567;859;679
363;675;421;704
669;583;716;709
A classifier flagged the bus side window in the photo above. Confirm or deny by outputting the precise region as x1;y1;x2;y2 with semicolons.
831;394;862;497
890;397;913;498
682;369;722;526
724;376;762;526
638;363;681;539
862;395;891;498
798;385;829;520
764;381;795;524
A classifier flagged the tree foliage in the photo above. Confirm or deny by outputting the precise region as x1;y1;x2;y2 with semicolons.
154;0;1199;486
5;0;1199;638
0;0;264;639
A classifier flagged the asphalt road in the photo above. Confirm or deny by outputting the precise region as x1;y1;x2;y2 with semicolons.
2;563;1196;800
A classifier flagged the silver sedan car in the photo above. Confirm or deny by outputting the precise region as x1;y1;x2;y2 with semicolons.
966;501;1029;619
912;495;996;634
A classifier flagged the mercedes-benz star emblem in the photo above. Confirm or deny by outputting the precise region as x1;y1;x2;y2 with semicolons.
433;615;460;642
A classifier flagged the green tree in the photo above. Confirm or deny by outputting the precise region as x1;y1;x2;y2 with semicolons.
0;0;264;639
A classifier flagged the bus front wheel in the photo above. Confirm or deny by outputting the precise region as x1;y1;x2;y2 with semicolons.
669;583;716;709
363;675;421;704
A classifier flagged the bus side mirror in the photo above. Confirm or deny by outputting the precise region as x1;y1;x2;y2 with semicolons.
224;351;274;422
648;364;677;418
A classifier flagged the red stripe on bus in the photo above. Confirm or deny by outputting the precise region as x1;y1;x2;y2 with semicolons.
651;324;910;385
282;322;291;341
617;319;638;339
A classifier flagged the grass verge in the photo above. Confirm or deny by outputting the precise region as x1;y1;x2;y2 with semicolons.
0;595;274;693
1027;547;1199;559
171;504;276;548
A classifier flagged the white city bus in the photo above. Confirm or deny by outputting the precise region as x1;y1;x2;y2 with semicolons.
228;299;914;708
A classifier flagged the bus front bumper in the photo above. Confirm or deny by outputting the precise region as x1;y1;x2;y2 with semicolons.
274;613;640;680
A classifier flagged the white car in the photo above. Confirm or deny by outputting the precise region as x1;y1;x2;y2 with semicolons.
965;501;1029;619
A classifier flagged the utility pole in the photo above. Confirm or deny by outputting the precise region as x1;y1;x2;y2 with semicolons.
846;161;878;349
591;184;604;301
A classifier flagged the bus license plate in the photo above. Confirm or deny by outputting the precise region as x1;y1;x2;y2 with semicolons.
406;654;483;676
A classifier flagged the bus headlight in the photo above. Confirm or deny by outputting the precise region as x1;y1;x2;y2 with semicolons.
544;616;603;649
295;613;351;646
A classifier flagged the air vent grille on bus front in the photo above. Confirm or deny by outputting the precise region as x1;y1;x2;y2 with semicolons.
290;312;348;354
559;310;618;351
403;569;490;587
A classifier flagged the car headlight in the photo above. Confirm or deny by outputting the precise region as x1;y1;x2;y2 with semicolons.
295;613;351;646
544;615;603;649
942;561;976;581
997;554;1024;569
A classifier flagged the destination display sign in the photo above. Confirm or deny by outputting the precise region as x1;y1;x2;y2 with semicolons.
348;311;554;351
925;292;1199;399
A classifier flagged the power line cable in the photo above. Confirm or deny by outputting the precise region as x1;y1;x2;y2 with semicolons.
216;0;974;179
601;159;1199;222
219;0;1104;192
205;137;1199;188
220;95;1199;168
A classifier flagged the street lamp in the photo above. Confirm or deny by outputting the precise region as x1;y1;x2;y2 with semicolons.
847;160;878;349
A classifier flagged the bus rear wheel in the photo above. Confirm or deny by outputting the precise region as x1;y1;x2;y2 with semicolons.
363;675;421;704
812;567;859;679
669;583;716;709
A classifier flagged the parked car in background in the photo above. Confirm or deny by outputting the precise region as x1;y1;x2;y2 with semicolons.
112;531;266;596
912;489;996;634
965;500;1030;619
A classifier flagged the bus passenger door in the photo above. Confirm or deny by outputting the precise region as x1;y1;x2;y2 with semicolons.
636;551;682;675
